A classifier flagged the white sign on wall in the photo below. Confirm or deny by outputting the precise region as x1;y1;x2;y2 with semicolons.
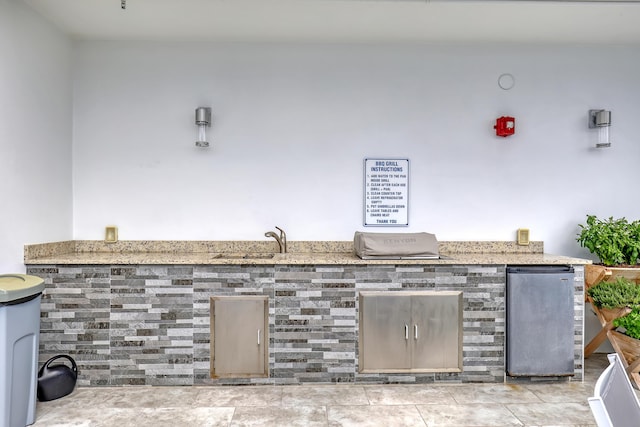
364;158;409;226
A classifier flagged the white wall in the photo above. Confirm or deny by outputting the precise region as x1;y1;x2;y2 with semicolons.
72;42;640;258
0;0;72;273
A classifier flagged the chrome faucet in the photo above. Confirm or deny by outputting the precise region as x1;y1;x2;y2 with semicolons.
265;226;287;253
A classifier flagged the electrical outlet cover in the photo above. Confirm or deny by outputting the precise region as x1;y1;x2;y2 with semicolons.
105;226;118;243
517;228;530;246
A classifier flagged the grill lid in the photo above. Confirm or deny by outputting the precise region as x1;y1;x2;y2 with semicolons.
354;232;439;259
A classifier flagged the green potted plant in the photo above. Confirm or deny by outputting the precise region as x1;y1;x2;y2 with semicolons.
614;309;640;340
577;215;640;266
586;275;640;388
588;276;640;309
577;214;640;300
587;276;638;330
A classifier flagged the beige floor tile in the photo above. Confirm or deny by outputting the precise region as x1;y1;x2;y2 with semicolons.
416;403;523;426
328;405;427;427
37;386;198;410
35;401;55;420
525;382;595;403
108;407;233;427
449;383;543;404
35;388;100;410
33;406;97;427
231;406;328;427
281;385;369;406
505;402;595;425
34;407;233;427
195;385;282;406
108;386;200;408
364;385;455;405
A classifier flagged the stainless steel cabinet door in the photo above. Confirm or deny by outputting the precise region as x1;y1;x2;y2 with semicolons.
359;291;462;373
211;296;268;378
411;292;463;371
359;293;412;372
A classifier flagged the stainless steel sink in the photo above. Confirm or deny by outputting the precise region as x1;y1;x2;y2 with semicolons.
215;253;275;259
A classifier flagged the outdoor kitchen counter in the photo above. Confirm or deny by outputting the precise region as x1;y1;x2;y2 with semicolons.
24;239;590;387
24;240;591;265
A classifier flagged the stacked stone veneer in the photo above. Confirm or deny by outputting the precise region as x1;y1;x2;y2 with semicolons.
27;264;584;386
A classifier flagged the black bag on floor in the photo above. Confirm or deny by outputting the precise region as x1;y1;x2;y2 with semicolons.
37;355;78;401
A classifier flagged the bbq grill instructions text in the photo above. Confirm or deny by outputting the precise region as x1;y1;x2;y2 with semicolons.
364;158;409;226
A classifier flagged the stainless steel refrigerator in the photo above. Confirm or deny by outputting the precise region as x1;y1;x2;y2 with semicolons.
506;265;575;377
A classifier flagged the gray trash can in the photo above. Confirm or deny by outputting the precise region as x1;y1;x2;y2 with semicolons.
0;274;45;427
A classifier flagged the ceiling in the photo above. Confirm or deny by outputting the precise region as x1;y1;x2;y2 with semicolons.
22;0;640;44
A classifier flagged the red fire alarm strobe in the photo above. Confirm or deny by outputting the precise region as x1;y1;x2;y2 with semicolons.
494;116;515;137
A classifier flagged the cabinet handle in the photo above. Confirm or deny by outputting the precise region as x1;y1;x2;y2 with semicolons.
414;324;418;340
257;329;261;346
405;324;409;340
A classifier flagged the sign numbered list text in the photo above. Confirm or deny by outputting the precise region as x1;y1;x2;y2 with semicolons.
364;158;409;226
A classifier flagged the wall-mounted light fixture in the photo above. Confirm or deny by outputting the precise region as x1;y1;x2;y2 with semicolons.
589;109;611;148
195;107;212;148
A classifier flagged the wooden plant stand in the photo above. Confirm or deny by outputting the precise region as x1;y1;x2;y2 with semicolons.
608;330;640;388
584;305;632;358
584;264;640;388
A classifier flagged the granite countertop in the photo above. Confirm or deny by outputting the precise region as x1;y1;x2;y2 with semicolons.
24;240;591;265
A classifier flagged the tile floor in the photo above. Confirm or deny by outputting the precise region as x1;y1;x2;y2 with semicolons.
33;354;615;427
